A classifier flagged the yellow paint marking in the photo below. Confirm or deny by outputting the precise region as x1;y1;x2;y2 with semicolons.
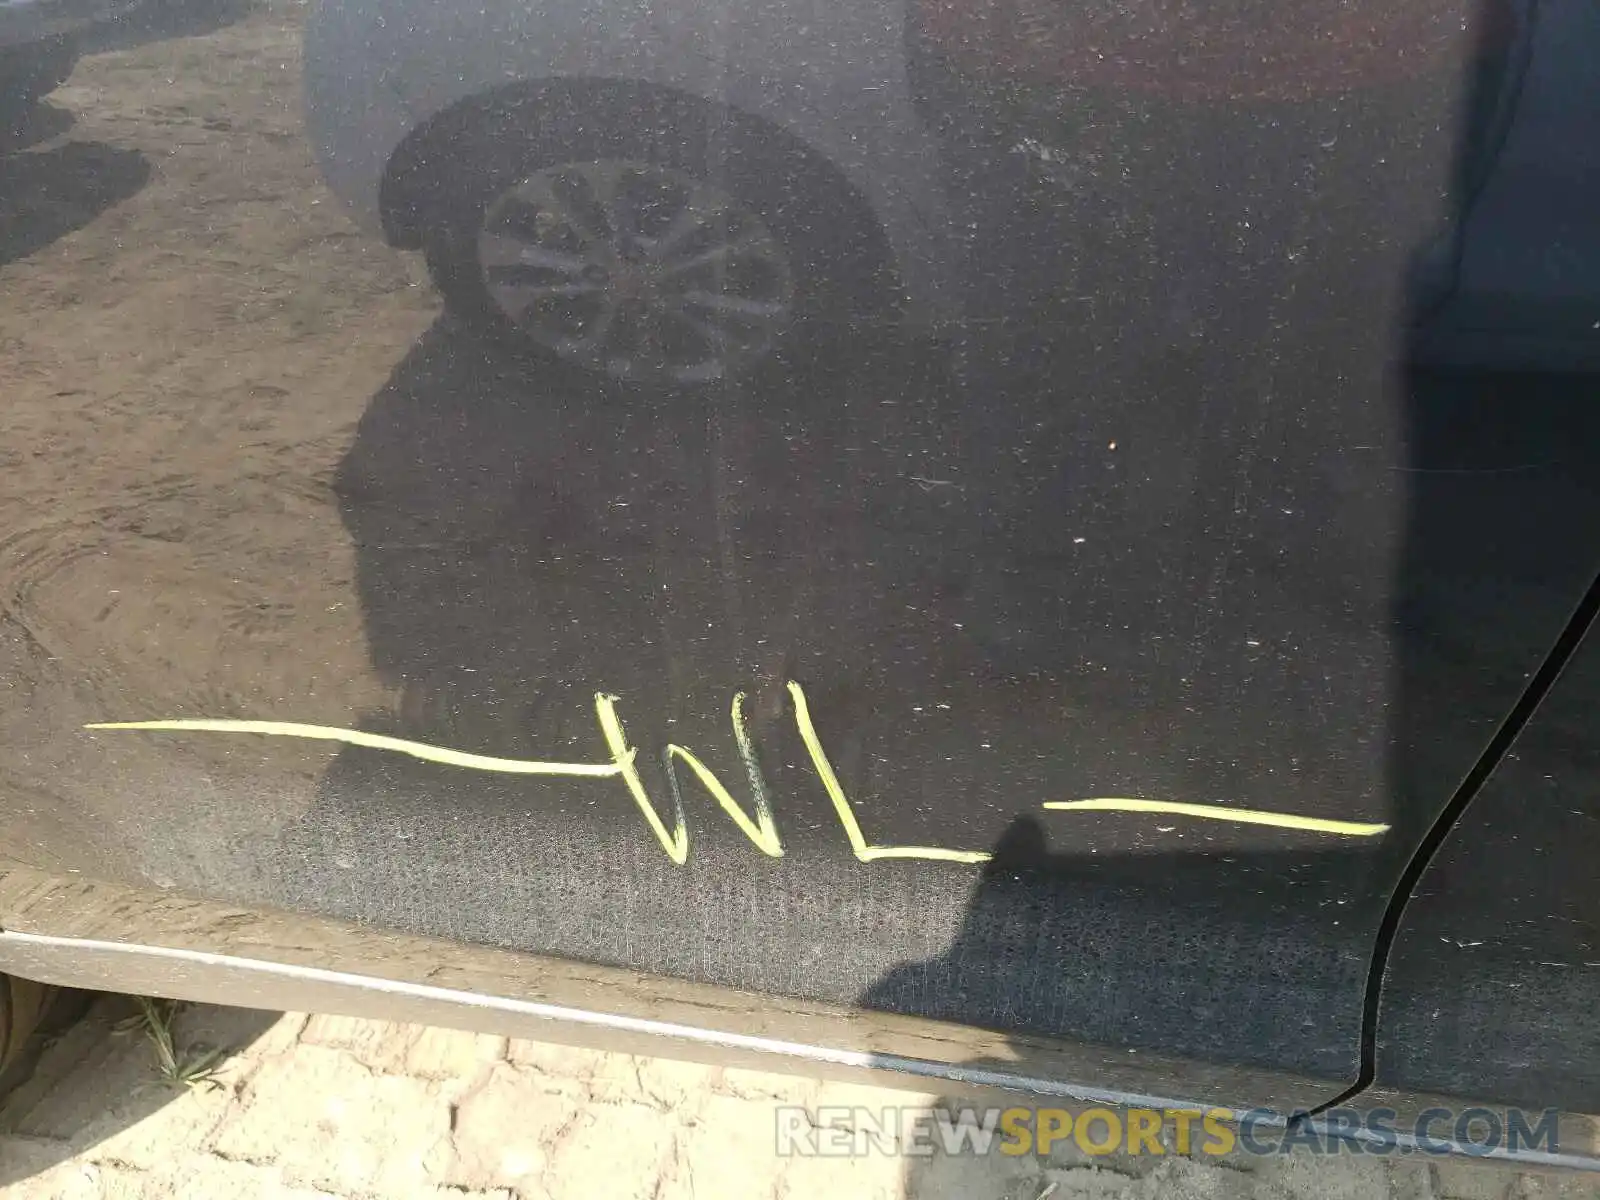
1041;798;1389;837
87;696;1390;864
83;719;622;778
785;681;993;864
594;694;690;864
664;692;783;858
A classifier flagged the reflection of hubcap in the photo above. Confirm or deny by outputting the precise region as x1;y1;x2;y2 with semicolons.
477;161;794;384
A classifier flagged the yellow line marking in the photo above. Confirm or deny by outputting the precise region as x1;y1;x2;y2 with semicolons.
594;694;689;864
83;719;622;778
1041;798;1389;837
786;680;993;864
87;701;1388;862
664;691;783;858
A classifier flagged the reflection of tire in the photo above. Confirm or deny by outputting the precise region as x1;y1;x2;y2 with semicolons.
0;35;81;122
0;974;56;1080
418;84;893;387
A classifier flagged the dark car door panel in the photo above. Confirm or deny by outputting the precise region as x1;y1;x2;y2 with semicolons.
1379;604;1600;1115
2;0;1599;1133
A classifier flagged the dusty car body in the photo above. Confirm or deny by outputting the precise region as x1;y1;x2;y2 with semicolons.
3;0;1600;1173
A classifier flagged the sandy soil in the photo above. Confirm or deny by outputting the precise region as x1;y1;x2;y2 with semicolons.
2;998;1593;1199
1;0;431;705
0;0;437;879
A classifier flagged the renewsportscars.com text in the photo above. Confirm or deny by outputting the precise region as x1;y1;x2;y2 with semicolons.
775;1105;1560;1158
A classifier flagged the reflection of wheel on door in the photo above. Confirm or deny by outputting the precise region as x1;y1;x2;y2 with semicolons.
0;974;56;1082
418;86;894;388
471;161;793;386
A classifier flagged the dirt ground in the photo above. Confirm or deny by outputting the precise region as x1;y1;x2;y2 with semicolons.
1;4;1597;1197
0;996;1594;1200
0;3;431;715
0;0;439;889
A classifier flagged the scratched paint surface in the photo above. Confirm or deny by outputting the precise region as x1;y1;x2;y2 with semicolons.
8;0;1600;1105
89;681;1389;868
